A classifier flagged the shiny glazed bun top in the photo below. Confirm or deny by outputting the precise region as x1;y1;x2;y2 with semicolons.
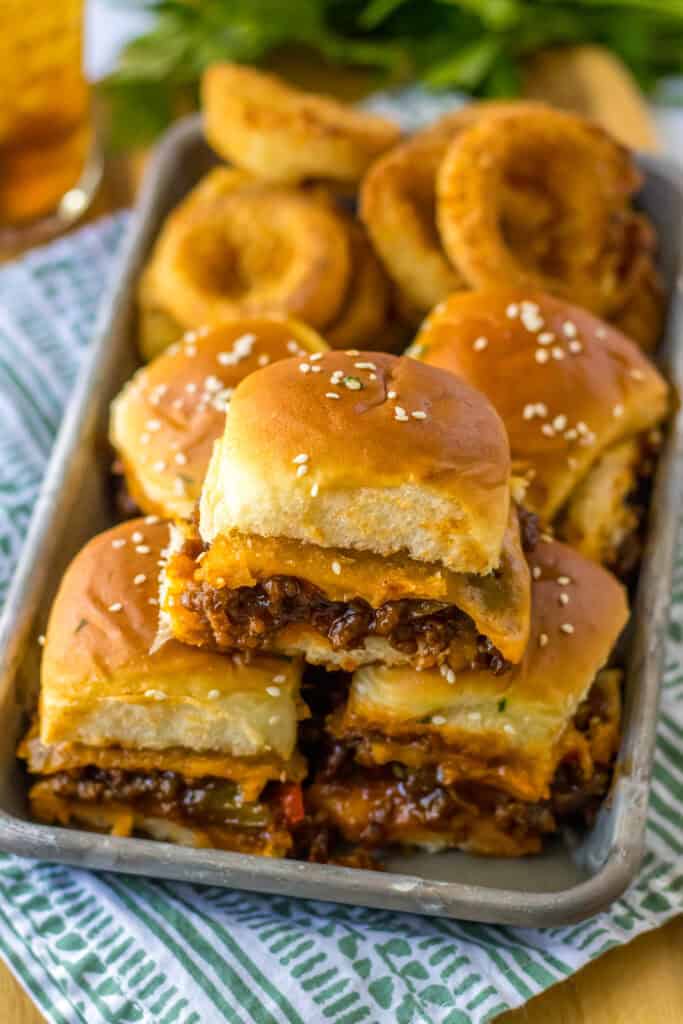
200;351;511;575
110;316;328;521
411;289;669;521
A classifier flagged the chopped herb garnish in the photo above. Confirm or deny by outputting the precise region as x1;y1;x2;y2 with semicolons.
497;697;507;712
74;618;88;634
343;376;363;391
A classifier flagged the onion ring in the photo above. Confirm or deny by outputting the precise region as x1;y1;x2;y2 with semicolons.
202;62;401;185
325;221;391;349
436;107;641;315
142;177;351;331
360;101;548;313
610;259;665;353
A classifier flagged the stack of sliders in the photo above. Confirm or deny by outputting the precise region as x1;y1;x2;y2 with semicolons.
18;519;308;856
158;350;628;858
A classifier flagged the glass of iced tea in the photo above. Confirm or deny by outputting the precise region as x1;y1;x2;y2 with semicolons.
0;0;102;256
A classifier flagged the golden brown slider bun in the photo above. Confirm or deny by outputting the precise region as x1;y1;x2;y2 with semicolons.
335;537;628;803
199;351;512;575
38;519;305;770
202;62;401;185
410;289;669;523
110;317;328;520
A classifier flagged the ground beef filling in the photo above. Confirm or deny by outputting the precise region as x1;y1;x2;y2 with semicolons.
43;769;274;829
180;574;510;673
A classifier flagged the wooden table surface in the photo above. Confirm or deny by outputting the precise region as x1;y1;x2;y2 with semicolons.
0;45;680;1023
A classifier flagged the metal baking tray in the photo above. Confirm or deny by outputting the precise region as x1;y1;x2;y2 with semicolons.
0;114;681;925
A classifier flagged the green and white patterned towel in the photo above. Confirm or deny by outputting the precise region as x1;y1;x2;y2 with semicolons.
0;218;682;1024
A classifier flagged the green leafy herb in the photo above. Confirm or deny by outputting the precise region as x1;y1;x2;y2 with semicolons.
497;697;507;712
102;0;683;148
74;618;89;634
343;375;363;390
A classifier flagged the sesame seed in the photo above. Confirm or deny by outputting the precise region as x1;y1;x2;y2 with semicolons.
520;308;544;332
108;602;123;613
346;349;360;357
133;574;146;585
569;340;583;354
576;421;589;435
184;344;197;357
292;453;309;464
535;349;549;364
331;561;342;575
596;326;607;339
552;415;567;431
560;623;575;635
257;353;270;367
559;593;570;605
296;464;308;477
411;410;427;420
551;347;566;360
185;382;197;393
330;370;345;384
538;332;554;345
131;532;144;544
37;635;45;647
439;664;456;684
369;373;377;381
146;419;161;432
354;361;376;370
325;391;340;399
613;403;624;418
536;403;548;417
563;321;577;338
145;689;166;701
538;633;549;647
266;686;281;697
310;482;319;497
523;404;536;420
387;390;397;399
564;428;578;441
144;515;159;524
286;340;300;353
503;723;516;735
148;597;158;606
506;304;519;318
532;566;542;579
184;330;198;343
299;363;311;374
112;538;126;549
207;690;220;700
136;545;151;555
310;352;324;361
630;368;644;380
431;715;447;726
541;424;555;437
557;575;571;585
273;674;286;683
473;336;488;351
310;364;321;373
153;460;166;472
174;452;187;465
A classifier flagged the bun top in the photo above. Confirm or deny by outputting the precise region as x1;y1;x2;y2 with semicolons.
39;518;302;758
199;351;512;574
110;316;328;520
410;289;669;520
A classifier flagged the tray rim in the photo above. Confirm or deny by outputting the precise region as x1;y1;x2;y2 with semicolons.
0;113;681;926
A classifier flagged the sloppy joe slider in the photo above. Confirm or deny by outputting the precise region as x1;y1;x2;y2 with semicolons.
410;290;669;569
110;316;328;520
162;351;531;673
309;538;628;857
19;519;308;857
